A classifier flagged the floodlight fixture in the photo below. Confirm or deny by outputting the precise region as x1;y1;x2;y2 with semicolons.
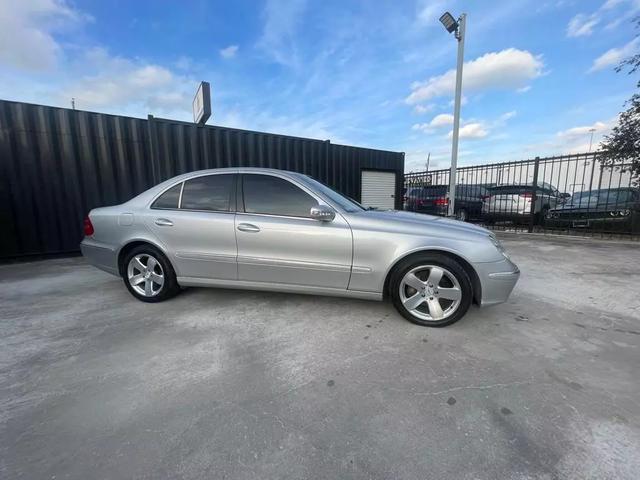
439;12;458;34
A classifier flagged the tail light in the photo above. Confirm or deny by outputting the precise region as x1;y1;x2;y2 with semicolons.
520;192;533;199
434;197;449;206
83;216;94;236
481;195;491;201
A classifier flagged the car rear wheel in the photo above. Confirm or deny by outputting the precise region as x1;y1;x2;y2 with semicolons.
390;253;473;327
122;245;180;302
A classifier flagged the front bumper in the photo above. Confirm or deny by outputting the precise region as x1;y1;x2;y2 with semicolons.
474;258;520;307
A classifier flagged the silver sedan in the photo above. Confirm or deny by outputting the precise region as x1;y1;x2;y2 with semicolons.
81;168;519;327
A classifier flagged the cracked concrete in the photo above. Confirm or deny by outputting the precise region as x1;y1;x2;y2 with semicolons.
1;233;639;479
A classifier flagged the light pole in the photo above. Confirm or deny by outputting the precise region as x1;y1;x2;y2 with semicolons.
439;11;466;218
588;127;596;152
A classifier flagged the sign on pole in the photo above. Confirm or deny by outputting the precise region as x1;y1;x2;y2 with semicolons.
192;81;211;125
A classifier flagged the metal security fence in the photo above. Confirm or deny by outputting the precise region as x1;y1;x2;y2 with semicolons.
0;100;403;259
404;153;639;239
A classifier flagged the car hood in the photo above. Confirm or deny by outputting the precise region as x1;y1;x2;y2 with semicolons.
353;209;491;237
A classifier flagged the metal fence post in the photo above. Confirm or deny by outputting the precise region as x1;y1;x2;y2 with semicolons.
528;156;540;233
146;114;159;185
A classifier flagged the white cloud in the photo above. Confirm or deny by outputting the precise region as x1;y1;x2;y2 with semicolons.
498;110;517;122
411;113;453;134
566;13;599;37
448;122;488;140
258;0;306;67
406;48;544;104
429;113;454;127
557;121;610;138
0;0;90;71
413;104;434;114
415;0;447;26
567;0;640;38
219;45;239;59
57;48;194;116
517;85;531;93
590;38;640;72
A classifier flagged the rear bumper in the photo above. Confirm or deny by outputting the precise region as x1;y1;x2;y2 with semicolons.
475;258;520;307
80;239;119;276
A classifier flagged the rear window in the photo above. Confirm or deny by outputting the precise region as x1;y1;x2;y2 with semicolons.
420;186;447;196
152;183;182;209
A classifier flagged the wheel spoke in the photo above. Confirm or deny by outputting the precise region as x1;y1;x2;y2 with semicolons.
404;272;425;291
403;293;425;310
438;287;461;301
150;273;164;286
427;298;444;319
144;279;153;296
133;257;146;272
130;273;145;285
147;257;158;272
427;267;444;286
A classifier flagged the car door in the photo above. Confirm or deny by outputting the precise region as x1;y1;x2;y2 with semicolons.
146;173;238;280
235;173;352;289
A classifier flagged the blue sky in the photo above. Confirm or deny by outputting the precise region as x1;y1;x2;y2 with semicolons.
1;0;639;171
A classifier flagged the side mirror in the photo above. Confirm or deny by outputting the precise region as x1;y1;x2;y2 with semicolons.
310;205;335;222
560;192;571;199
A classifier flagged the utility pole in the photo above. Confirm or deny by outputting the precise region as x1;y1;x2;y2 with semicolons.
71;98;76;110
425;152;430;172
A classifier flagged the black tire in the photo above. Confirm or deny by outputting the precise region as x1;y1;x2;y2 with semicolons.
535;206;550;225
389;253;473;327
122;244;180;303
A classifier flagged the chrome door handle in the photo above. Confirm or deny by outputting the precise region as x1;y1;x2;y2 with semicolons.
154;218;173;227
237;223;260;233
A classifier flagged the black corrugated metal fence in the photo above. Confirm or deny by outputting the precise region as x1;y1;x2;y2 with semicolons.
0;100;404;259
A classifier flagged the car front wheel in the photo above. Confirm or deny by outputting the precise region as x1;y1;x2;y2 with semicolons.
122;245;180;302
390;253;473;327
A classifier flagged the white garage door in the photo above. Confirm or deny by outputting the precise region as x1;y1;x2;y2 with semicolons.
361;170;396;210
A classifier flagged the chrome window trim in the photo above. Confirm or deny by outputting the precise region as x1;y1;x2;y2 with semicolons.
235;211;318;222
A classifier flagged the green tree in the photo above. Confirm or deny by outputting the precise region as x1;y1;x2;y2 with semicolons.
600;17;640;185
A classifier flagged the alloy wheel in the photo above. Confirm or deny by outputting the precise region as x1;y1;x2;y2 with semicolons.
399;265;462;321
127;254;164;297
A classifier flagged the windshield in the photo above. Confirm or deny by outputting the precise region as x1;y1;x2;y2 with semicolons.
297;175;365;212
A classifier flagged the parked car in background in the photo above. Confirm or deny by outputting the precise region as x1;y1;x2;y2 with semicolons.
545;187;640;233
482;181;569;224
81;168;519;327
405;185;490;221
